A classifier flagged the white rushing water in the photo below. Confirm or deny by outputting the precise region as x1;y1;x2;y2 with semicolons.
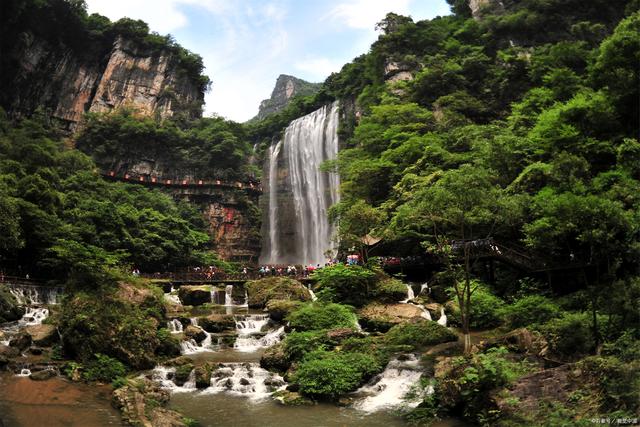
265;140;284;263
167;319;183;334
401;284;415;303
16;368;32;377
224;285;233;306
180;318;213;355
20;307;49;326
354;355;430;412
308;284;318;301
233;326;285;353
261;101;340;265
9;286;62;305
437;307;447;327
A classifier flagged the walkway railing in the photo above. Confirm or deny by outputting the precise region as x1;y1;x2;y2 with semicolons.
0;275;48;287
142;271;314;282
102;171;262;193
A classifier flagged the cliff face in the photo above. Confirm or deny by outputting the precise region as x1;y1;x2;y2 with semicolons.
253;74;321;121
3;33;203;131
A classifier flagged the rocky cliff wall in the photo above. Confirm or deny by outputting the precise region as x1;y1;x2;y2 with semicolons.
3;33;203;131
253;74;321;121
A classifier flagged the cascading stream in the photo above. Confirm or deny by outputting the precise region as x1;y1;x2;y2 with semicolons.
261;101;340;265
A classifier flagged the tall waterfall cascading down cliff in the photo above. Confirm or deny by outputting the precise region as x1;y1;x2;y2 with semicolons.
260;101;340;265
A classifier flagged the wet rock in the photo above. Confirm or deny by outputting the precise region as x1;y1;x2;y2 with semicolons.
239;377;251;386
178;286;212;306
183;325;206;343
174;364;194;387
273;390;314;406
194;366;211;389
198;314;235;333
358;303;424;332
30;369;57;381
0;344;20;358
25;324;58;347
261;342;290;372
337;397;353;407
9;331;32;351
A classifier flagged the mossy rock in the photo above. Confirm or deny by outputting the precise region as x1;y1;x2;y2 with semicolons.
198;314;235;333
165;356;194;367
261;342;290;372
194;365;211;389
178;286;212;306
184;325;207;343
358;303;424;332
174;364;194;386
25;324;58;347
385;319;458;350
245;278;311;308
373;278;408;303
266;299;302;322
59;286;162;369
0;287;25;323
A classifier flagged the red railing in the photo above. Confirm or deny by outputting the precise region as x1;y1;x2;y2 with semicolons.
102;171;262;193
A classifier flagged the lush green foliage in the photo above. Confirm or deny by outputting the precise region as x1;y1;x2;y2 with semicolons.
0;110;212;281
292;350;382;399
448;285;506;329
77;110;254;180
312;264;378;306
499;295;561;328
537;312;601;358
245;277;311;308
83;353;127;382
384;320;458;350
286;303;357;332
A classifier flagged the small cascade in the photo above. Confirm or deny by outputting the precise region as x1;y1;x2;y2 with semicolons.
420;283;430;295
204;363;286;399
17;368;31;377
235;314;269;335
233;326;285;353
9;286;63;305
152;367;197;393
354;355;428;412
180;318;213;355
21;307;49;326
437;308;447;327
224;285;233;306
307;284;318;301
420;308;432;321
167;319;183;334
401;284;415;303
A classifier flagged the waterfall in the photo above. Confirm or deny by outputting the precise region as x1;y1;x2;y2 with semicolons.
9;285;63;305
354;355;430;412
204;363;286;398
401;284;415;303
167;319;183;334
265;140;283;263
21;307;49;326
420;283;430;295
437;308;447;327
260;101;340;265
224;285;233;306
235;314;269;335
180;318;213;355
307;284;318;301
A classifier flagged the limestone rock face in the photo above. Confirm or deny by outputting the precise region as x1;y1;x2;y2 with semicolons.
358;303;424;332
178;286;212;306
254;75;321;121
3;33;203;132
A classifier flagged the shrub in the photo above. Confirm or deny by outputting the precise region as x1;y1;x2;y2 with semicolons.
385;320;458;350
286;303;357;332
499;295;561;328
283;330;335;361
293;350;382;399
83;353;126;383
447;285;505;328
537;312;601;357
312;264;378;307
579;355;640;414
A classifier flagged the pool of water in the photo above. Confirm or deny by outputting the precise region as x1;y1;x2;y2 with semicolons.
170;392;467;427
0;373;121;427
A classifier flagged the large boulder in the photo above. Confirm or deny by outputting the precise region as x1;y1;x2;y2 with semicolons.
0;287;25;323
30;369;57;381
358;303;424;332
198;314;235;333
194;365;211;389
473;328;548;356
245;278;311;308
260;342;290;372
25;324;58;347
178;286;212;306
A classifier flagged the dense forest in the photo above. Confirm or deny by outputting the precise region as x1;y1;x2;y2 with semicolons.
0;0;638;426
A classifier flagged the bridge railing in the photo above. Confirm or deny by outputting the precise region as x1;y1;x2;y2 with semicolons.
102;171;262;193
0;275;48;287
142;271;313;282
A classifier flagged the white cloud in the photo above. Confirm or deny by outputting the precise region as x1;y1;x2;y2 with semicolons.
326;0;412;30
294;57;342;81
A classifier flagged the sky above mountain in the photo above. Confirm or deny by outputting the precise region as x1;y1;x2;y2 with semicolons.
86;0;451;122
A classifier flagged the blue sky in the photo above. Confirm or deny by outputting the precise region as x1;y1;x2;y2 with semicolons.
86;0;451;122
